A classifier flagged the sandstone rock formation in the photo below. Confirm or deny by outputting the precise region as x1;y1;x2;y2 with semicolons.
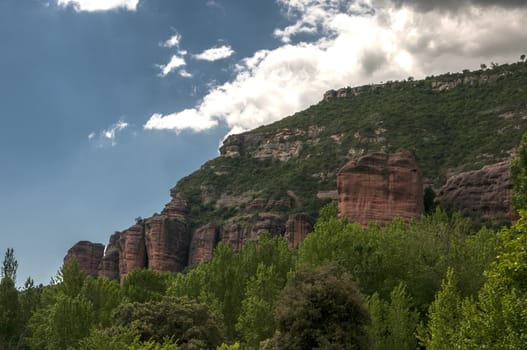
284;213;315;248
117;224;147;280
145;215;189;273
437;160;515;219
64;241;104;277
188;224;218;266
98;232;120;280
219;215;285;251
337;150;424;226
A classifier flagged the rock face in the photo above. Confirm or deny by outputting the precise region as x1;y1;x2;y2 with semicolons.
98;232;120;280
284;213;315;248
337;150;424;226
118;224;147;280
219;215;285;251
64;241;104;277
145;215;189;273
188;224;218;266
437;160;515;219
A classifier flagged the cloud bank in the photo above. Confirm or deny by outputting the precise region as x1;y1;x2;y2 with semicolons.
145;0;527;136
56;0;139;12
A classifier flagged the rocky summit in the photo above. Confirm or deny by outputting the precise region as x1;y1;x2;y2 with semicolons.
65;62;527;280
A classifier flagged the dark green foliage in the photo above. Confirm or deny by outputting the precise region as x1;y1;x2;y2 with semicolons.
298;207;497;313
511;132;527;211
367;283;419;350
78;327;181;350
417;268;462;350
268;263;369;350
169;235;293;341
453;212;527;348
28;259;121;350
1;248;18;282
0;276;20;348
113;297;223;350
122;268;169;303
0;248;21;349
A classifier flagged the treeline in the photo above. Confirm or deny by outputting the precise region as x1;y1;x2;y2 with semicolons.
0;206;522;349
2;133;527;349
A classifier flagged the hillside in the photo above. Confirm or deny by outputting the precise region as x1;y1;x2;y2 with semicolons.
66;61;527;281
177;61;527;226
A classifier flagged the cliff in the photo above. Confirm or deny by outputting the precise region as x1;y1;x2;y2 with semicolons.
64;62;527;280
437;160;515;220
337;151;423;226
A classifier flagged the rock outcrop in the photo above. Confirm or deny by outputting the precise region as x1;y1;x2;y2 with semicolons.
188;224;218;266
284;213;315;248
64;241;104;277
117;224;147;280
437;160;515;219
98;232;120;280
145;215;189;273
337;151;424;226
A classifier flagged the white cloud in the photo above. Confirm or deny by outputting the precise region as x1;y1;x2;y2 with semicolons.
145;0;527;136
179;69;193;78
144;111;218;133
162;33;182;48
158;54;186;77
89;119;129;147
195;45;235;61
56;0;138;11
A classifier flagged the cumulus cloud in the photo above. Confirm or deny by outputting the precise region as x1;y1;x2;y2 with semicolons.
145;0;527;135
56;0;138;11
89;119;129;147
381;0;527;12
144;111;217;133
195;45;235;61
158;54;186;77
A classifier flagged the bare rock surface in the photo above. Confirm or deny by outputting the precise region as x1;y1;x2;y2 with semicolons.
64;241;105;277
337;150;424;226
437;160;514;219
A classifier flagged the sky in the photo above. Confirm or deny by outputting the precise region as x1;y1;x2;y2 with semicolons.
1;0;526;286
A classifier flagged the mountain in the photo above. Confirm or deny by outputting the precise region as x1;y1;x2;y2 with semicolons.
65;61;527;281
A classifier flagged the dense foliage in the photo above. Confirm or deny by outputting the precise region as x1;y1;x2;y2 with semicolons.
0;205;509;349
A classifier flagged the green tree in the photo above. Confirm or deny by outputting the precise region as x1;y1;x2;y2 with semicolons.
236;264;285;348
454;212;527;348
417;268;462;350
367;283;418;350
81;276;121;327
0;248;20;349
28;259;95;350
0;275;20;348
113;297;224;350
511;132;527;211
122;268;168;303
1;248;18;282
268;264;369;350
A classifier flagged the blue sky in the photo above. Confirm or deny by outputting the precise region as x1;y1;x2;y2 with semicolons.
1;0;526;286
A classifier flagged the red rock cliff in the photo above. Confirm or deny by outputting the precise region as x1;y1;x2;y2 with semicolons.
64;241;104;277
118;224;147;281
337;150;424;226
437;160;515;219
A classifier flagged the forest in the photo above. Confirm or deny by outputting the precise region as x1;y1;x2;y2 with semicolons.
2;128;527;350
